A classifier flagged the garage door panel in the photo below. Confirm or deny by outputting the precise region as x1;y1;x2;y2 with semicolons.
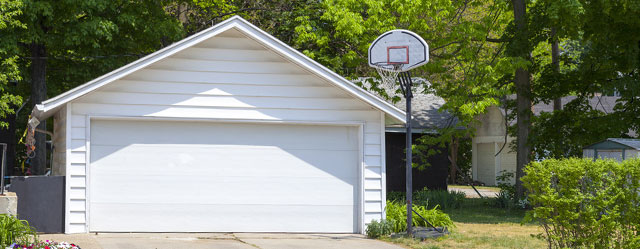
90;203;356;232
91;120;358;150
90;175;357;205
91;145;358;179
89;120;360;232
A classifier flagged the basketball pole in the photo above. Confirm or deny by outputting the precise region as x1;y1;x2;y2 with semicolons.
399;71;413;236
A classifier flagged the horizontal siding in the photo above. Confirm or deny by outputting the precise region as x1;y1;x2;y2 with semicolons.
150;58;305;74
364;156;382;167
172;48;284;62
77;92;370;110
69;187;86;199
69;199;86;211
102;80;351;98
68;224;86;233
364;166;381;178
124;69;326;86
364;201;382;212
365;213;383;223
71;103;379;122
195;36;266;50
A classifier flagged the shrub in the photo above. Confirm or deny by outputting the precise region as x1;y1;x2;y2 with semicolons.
0;214;37;248
522;158;640;249
385;200;454;233
492;171;529;209
365;219;393;238
413;189;465;210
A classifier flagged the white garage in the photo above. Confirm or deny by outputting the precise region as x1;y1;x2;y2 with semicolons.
30;16;405;233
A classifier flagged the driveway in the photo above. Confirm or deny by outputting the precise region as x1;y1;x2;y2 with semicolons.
40;233;403;249
449;186;500;198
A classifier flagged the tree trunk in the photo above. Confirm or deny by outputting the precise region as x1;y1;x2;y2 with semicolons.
512;0;531;200
449;137;458;184
551;28;562;111
30;43;47;175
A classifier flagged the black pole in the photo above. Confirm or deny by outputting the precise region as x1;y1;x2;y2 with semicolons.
401;72;413;236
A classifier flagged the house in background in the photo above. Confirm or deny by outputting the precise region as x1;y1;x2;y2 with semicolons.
583;138;640;161
473;96;620;186
382;84;455;191
29;16;405;234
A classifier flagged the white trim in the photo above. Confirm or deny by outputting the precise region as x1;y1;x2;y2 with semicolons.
380;113;387;220
358;124;365;234
83;115;366;233
471;138;478;181
494;142;499;186
84;116;91;232
64;104;72;233
31;16;405;123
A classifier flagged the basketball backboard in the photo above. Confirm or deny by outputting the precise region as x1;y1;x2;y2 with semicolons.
368;30;429;72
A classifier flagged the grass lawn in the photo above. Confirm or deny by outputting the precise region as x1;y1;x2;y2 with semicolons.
381;198;546;249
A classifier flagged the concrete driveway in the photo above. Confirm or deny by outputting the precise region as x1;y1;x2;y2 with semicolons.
40;233;403;249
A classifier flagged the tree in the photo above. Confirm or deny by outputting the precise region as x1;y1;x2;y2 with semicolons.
16;0;184;174
293;0;514;182
0;0;24;126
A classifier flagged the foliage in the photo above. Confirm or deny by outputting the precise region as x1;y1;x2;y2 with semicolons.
365;219;393;238
385;201;454;233
0;214;37;248
0;0;24;128
293;0;513;118
414;189;465;210
529;99;630;160
522;158;640;249
387;191;405;202
17;0;186;97
387;189;465;210
491;170;528;210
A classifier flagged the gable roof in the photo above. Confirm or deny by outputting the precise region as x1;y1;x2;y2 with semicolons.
584;138;640;150
31;16;405;123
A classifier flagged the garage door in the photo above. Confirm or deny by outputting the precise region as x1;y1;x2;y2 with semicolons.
89;120;360;232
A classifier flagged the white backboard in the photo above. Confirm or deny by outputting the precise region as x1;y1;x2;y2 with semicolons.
368;30;429;72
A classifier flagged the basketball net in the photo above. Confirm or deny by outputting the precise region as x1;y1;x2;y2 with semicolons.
374;63;403;89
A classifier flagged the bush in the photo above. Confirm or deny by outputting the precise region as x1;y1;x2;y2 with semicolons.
365;219;393;238
522;158;640;249
413;189;465;210
385;200;454;233
0;214;37;248
491;171;529;209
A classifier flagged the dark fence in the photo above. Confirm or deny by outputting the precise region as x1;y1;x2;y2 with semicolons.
8;176;65;233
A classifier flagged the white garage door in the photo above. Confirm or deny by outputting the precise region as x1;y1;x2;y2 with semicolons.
89;120;360;232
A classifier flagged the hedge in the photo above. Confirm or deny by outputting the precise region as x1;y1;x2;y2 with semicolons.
522;158;640;249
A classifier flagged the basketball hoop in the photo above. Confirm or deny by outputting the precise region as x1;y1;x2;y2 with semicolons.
373;62;403;89
368;29;429;237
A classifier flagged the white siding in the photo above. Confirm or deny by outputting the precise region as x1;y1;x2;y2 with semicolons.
64;28;386;233
52;106;67;176
583;149;595;159
476;143;496;186
497;143;517;185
